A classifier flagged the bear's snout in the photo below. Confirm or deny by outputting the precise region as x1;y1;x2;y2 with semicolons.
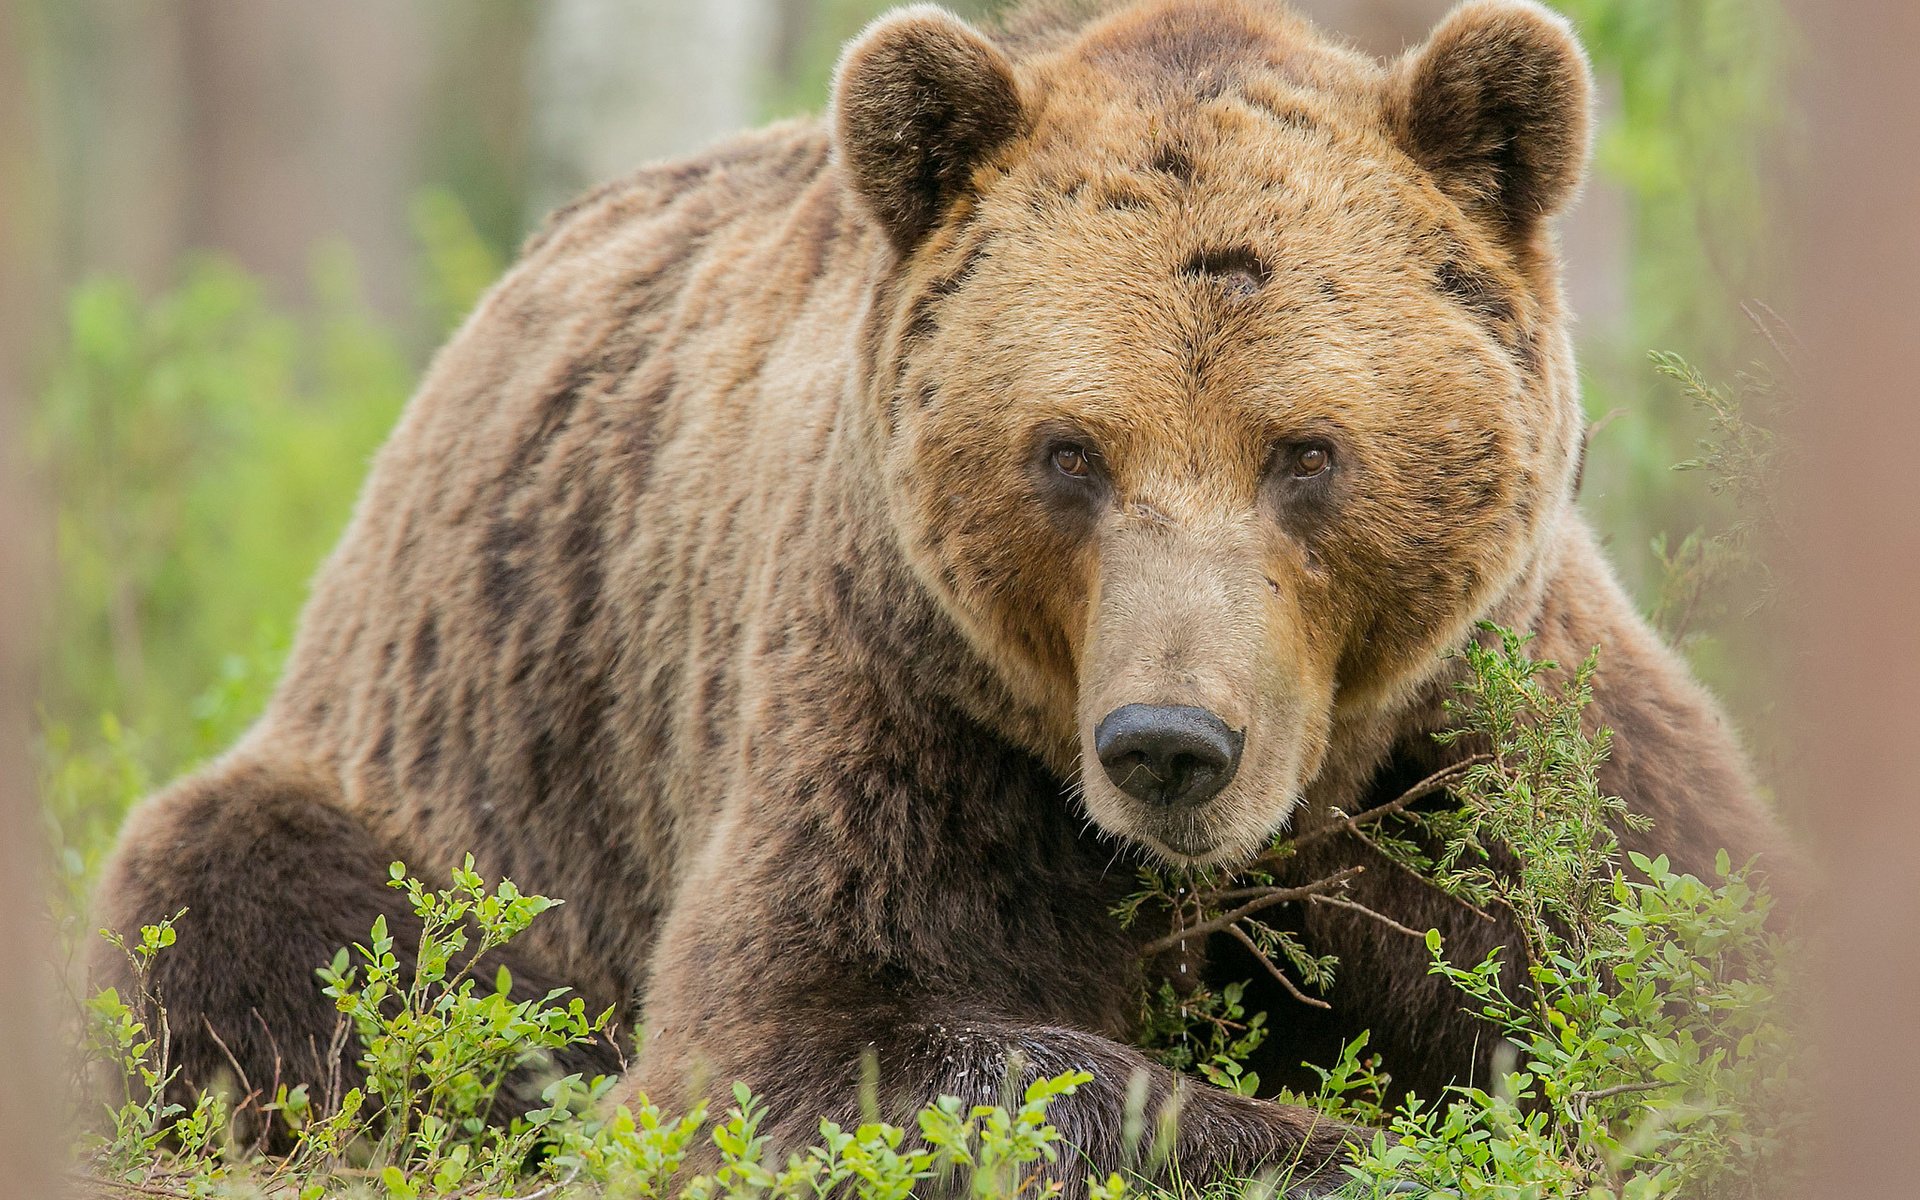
1092;703;1244;809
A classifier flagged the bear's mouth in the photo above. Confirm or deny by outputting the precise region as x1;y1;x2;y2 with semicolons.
1153;830;1218;859
1127;813;1237;864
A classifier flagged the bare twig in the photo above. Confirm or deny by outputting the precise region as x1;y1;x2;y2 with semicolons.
1225;923;1331;1011
1494;895;1554;1028
249;1010;291;1165
1571;1080;1669;1103
323;1015;351;1111
1142;868;1363;955
1206;885;1301;904
71;1174;196;1199
1275;754;1491;861
510;1166;583;1200
1586;406;1630;442
1343;821;1497;924
201;1016;250;1099
1743;299;1803;366
1307;893;1425;939
200;1016;265;1136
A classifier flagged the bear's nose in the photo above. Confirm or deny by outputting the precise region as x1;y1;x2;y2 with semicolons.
1093;704;1244;808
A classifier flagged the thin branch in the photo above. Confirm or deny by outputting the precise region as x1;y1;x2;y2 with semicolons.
1571;1080;1669;1103
249;1011;293;1170
1271;755;1491;860
1142;868;1363;955
1743;298;1803;364
1494;894;1554;1029
512;1166;583;1200
1586;406;1630;442
71;1175;196;1199
1205;885;1300;904
201;1016;263;1123
201;1016;247;1093
1344;822;1497;924
1225;923;1330;1010
1307;893;1425;939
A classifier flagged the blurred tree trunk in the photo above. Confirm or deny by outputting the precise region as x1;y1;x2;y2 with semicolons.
27;0;193;296
176;0;434;319
1789;1;1920;1194
1293;0;1450;55
529;0;782;217
28;0;437;322
0;2;59;1190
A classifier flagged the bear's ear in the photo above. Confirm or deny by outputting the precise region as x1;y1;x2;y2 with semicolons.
832;5;1024;252
1387;0;1593;239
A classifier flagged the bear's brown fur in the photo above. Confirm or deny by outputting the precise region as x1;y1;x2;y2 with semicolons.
93;0;1789;1191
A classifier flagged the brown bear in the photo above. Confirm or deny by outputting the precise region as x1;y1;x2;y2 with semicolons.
92;0;1789;1192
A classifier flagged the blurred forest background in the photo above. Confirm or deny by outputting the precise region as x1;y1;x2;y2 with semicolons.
2;0;1791;919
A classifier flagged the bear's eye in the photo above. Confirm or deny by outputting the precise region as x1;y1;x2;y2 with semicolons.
1051;444;1094;479
1284;443;1334;479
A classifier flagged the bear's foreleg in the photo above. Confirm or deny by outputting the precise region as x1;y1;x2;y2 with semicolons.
90;755;622;1147
632;877;1360;1195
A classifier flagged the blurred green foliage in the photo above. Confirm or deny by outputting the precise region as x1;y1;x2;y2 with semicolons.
35;253;403;903
1564;0;1787;348
1539;0;1795;768
33;194;499;913
419;3;544;270
1554;0;1790;600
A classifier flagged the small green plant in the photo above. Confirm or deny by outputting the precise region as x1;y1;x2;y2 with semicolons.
1120;624;1801;1199
310;855;617;1192
71;864;1110;1200
78;911;232;1192
1135;979;1270;1098
1116;861;1356;1020
1333;849;1800;1200
1116;761;1478;1043
1384;627;1645;990
1648;311;1795;646
662;1071;1094;1200
1327;629;1803;1199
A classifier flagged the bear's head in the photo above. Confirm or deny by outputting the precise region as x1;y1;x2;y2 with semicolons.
834;0;1593;863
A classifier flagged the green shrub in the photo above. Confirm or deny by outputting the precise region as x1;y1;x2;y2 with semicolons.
1115;624;1802;1200
80;912;232;1190
312;857;614;1189
75;863;1104;1200
1329;629;1803;1199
